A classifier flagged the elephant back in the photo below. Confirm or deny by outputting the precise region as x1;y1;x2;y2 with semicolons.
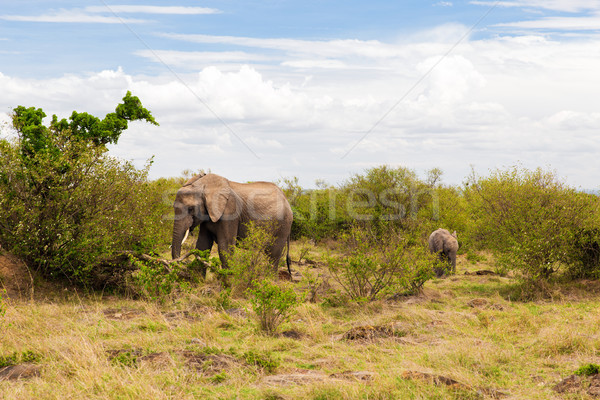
183;172;207;187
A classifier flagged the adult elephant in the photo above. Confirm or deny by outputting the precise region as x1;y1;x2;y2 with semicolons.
428;228;459;277
171;173;293;277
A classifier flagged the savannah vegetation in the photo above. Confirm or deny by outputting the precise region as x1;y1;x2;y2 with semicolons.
1;96;600;398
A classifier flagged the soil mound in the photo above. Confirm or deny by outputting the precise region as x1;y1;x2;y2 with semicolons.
0;252;33;299
554;374;600;397
0;364;41;381
341;323;408;342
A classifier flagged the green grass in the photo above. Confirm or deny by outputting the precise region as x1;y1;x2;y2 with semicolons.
1;246;600;399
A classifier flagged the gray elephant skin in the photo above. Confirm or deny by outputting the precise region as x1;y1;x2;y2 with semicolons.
428;228;459;277
171;173;293;276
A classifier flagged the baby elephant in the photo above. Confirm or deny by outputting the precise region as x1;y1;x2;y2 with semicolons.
428;228;459;277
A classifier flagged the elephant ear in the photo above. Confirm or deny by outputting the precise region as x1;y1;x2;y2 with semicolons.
202;174;231;223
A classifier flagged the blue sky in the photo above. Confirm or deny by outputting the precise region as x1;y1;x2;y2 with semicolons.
1;1;600;188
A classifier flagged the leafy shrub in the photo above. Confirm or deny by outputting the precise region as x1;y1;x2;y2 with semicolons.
419;184;470;251
210;371;229;383
575;363;600;376
110;351;139;368
0;350;42;367
343;165;441;235
283;166;446;242
326;225;434;302
465;250;487;264
0;289;6;328
247;279;299;335
464;166;600;283
279;176;349;241
129;256;182;301
225;222;278;296
290;186;351;241
302;269;324;303
0;93;161;286
242;349;280;373
569;228;600;279
128;250;216;301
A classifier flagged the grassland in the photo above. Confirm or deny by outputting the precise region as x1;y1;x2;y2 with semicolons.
1;244;600;399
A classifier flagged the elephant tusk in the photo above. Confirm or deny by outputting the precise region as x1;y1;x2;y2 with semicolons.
181;229;189;246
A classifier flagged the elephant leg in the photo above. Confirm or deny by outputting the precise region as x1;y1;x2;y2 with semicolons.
195;227;214;278
215;222;239;269
435;252;452;277
266;223;282;268
266;240;284;272
432;252;444;277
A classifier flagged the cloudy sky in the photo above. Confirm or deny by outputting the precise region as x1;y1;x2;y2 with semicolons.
1;1;600;189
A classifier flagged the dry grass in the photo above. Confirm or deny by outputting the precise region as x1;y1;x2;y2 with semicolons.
2;244;600;399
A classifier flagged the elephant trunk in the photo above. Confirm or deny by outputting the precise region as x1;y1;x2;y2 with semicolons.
172;214;193;259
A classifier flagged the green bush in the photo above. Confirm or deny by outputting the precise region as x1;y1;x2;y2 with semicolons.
343;165;437;234
326;225;435;302
575;363;600;376
0;289;6;328
283;166;445;242
0;350;42;367
419;184;470;251
464;166;600;282
225;222;278;296
126;249;217;301
0;93;161;286
569;228;600;279
110;351;139;368
292;187;351;241
242;349;280;373
247;279;299;335
128;256;183;301
279;177;350;241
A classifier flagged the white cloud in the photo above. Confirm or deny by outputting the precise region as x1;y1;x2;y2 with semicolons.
546;110;600;130
471;1;600;12
2;26;600;188
281;59;350;69
134;50;273;68
471;1;600;33
84;6;220;15
416;55;486;104
497;15;600;30
0;5;221;24
0;10;148;24
160;33;406;60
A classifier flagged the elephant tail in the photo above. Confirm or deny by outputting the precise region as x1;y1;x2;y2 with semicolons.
286;234;292;277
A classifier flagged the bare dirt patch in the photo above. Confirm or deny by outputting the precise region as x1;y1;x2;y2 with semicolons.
553;374;600;397
224;308;247;318
464;270;498;276
0;364;41;381
0;253;33;299
103;308;145;320
263;369;375;386
263;370;328;386
341;323;409;342
161;310;198;322
178;350;242;377
106;349;176;370
402;370;508;399
467;298;505;311
329;370;375;381
280;329;303;340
